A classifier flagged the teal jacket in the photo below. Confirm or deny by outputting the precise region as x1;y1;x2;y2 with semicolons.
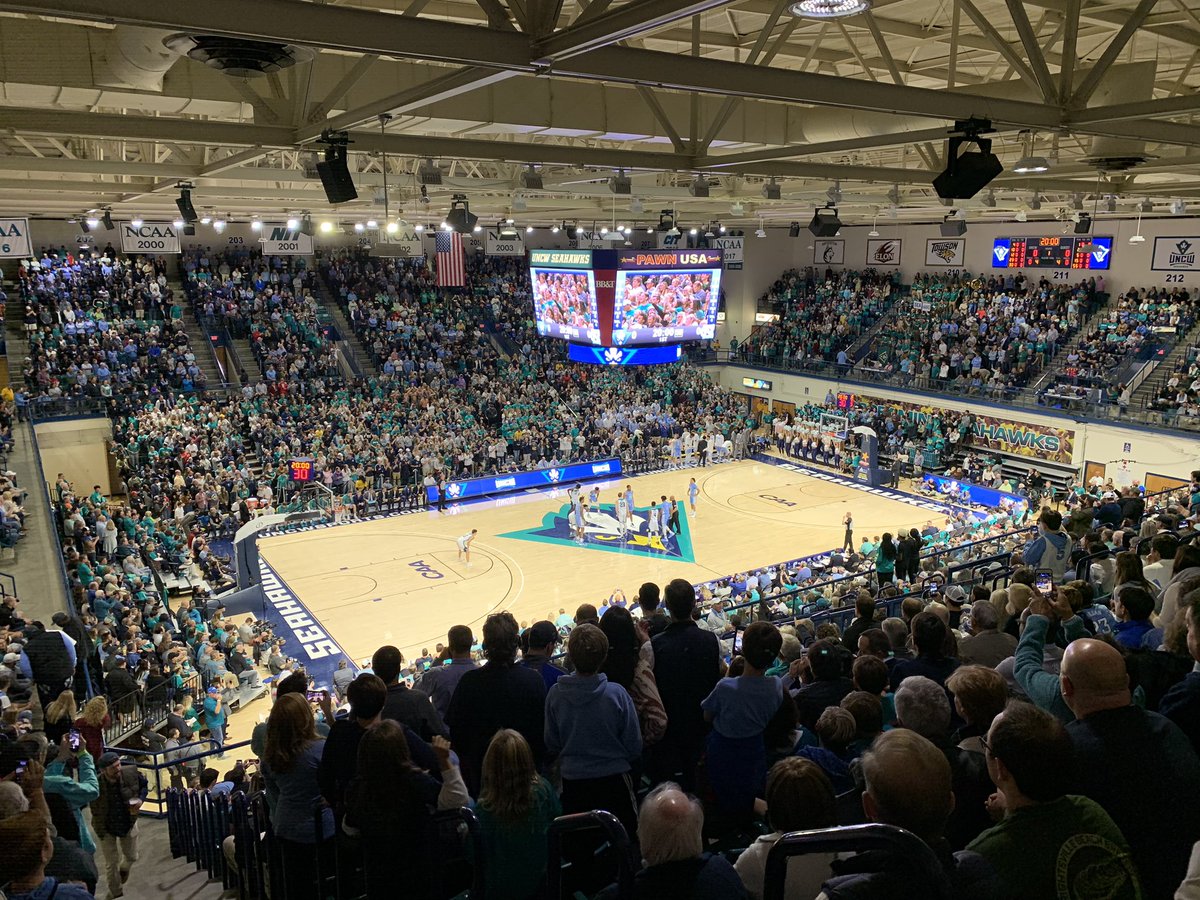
45;753;100;853
1014;614;1087;724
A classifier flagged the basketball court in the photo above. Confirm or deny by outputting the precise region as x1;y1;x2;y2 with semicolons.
255;457;949;667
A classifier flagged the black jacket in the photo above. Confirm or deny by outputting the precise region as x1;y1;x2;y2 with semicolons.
381;682;447;742
651;620;721;747
24;629;75;685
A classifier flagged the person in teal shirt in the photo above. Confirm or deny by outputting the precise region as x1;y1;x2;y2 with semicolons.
44;737;101;853
202;686;227;757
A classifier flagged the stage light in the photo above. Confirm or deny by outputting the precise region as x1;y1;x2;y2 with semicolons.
934;117;1003;200
762;178;781;201
575;225;584;235
386;221;399;234
444;194;479;234
130;218;143;229
520;165;543;190
83;217;97;231
287;217;299;230
526;226;533;234
689;227;698;236
473;224;482;233
200;216;212;225
320;220;334;233
789;0;870;18
251;219;263;232
808;205;841;236
366;219;378;229
354;222;365;233
550;225;560;234
414;223;424;232
213;219;226;233
172;218;185;229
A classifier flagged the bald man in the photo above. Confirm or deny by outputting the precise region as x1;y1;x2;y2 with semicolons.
818;730;998;899
595;782;746;900
1063;638;1200;900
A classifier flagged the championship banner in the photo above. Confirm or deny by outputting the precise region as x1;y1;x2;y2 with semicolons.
571;230;612;250
119;222;181;254
0;218;31;258
813;239;844;266
849;391;1075;465
713;235;743;269
260;225;314;256
656;232;684;249
373;228;424;258
925;237;966;267
485;230;525;257
1151;237;1200;272
866;237;902;266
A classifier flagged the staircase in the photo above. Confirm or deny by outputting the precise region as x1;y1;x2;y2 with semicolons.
312;279;375;374
1018;301;1111;401
231;335;259;380
1130;320;1200;409
178;307;227;386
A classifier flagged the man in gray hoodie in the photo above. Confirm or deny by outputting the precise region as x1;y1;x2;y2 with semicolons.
545;623;642;837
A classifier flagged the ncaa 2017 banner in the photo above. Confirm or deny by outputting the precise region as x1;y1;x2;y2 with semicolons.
851;391;1075;465
925;237;966;267
485;230;525;257
425;458;623;504
713;236;743;269
120;222;181;254
260;225;314;256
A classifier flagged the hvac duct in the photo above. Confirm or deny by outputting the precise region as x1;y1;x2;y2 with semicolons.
96;26;181;91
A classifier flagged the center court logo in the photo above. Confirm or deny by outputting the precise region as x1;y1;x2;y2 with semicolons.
499;503;695;562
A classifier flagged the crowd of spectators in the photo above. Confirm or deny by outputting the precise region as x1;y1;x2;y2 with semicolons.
1149;345;1200;424
737;268;900;370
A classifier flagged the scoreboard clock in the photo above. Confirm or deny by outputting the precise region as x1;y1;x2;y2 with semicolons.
290;458;315;482
991;235;1112;270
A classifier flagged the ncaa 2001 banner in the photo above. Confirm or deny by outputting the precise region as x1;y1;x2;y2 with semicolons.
850;392;1075;465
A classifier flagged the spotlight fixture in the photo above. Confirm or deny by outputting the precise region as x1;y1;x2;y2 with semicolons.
631;198;644;215
386;221;399;234
1171;199;1188;215
1012;130;1050;174
102;210;115;231
788;221;801;238
319;220;335;233
512;195;528;213
213;219;227;233
646;226;654;234
940;214;967;237
299;214;315;236
575;225;584;235
444;194;478;234
526;226;533;234
704;224;716;238
414;223;425;232
807;203;842;237
498;220;519;239
176;184;199;224
789;0;870;18
519;165;543;191
1137;197;1154;213
354;222;365;233
551;224;560;234
1074;212;1093;235
609;169;632;195
472;224;482;233
172;218;185;229
286;217;300;230
688;227;699;236
200;216;212;225
81;217;95;232
251;219;263;231
688;175;710;198
418;158;443;186
130;218;144;229
366;219;378;229
933;117;1003;200
762;178;781;201
315;129;357;204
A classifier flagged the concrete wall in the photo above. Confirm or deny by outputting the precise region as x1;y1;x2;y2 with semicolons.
716;363;1200;485
34;418;114;497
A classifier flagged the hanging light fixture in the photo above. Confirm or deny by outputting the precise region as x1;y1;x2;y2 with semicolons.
1013;130;1050;174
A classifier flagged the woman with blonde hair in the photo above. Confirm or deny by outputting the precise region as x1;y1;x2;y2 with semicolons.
74;695;109;761
43;689;77;745
476;729;561;900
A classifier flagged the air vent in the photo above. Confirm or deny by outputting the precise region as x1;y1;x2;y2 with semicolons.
164;35;314;77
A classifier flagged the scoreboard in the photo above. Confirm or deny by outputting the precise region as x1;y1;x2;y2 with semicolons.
991;235;1112;270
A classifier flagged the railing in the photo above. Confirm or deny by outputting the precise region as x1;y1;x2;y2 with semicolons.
123;737;249;819
26;395;111;421
103;670;202;747
699;349;1200;436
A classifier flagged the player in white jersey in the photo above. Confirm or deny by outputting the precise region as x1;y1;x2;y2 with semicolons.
647;505;660;540
456;529;478;567
573;500;586;543
688;477;699;517
616;493;629;534
567;482;582;507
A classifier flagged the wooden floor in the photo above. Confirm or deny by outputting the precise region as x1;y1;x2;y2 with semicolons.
257;459;940;663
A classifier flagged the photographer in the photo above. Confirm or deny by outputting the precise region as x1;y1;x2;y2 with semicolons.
43;731;100;855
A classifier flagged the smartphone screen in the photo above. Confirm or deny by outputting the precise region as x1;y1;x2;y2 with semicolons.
924;582;939;597
1036;570;1054;596
67;729;82;752
306;690;323;702
732;628;744;654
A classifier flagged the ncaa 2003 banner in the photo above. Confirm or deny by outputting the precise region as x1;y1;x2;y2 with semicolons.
851;392;1075;465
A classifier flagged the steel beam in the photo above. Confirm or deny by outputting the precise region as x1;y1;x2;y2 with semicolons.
1070;0;1161;106
1004;0;1058;103
531;0;742;61
696;126;957;167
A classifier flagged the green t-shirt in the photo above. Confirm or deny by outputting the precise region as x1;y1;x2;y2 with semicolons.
476;777;561;900
967;795;1141;899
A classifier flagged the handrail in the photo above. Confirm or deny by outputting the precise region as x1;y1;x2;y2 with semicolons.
112;738;252;819
548;810;634;900
102;670;202;746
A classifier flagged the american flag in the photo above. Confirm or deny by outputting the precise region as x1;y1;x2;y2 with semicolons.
435;230;466;287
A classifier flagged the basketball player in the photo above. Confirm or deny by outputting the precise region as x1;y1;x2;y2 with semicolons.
616;491;629;535
688;477;699;517
669;435;682;469
457;529;478;567
647;504;660;544
588;485;601;507
658;495;673;538
573;499;587;543
623;484;635;522
567;482;582;507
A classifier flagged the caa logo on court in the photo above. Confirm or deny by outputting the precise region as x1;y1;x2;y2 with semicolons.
547;469;562;482
760;493;798;508
408;560;445;580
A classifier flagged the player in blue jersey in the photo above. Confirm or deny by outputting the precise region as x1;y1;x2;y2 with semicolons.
589;485;601;507
658;495;673;538
688;477;699;517
623;485;635;529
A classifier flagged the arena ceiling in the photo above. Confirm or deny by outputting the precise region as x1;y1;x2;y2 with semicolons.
0;0;1199;229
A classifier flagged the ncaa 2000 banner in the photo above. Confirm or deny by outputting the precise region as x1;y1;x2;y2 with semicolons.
851;392;1075;465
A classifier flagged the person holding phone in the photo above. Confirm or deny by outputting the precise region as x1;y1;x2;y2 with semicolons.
44;732;101;854
202;686;227;758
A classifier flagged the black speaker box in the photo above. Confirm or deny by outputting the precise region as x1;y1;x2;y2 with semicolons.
933;150;1003;200
808;210;841;237
316;158;358;204
940;219;967;237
